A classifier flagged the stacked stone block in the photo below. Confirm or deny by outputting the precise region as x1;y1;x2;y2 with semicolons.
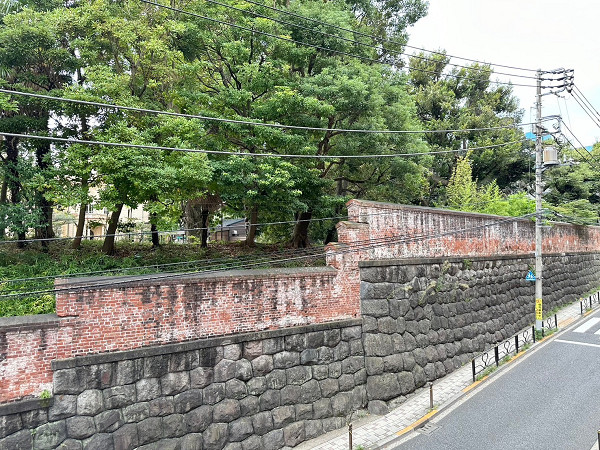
359;253;600;413
0;319;365;450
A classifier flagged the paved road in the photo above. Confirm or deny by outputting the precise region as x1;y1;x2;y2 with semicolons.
393;310;600;450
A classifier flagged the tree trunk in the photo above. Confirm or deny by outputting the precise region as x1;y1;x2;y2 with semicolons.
0;179;6;240
201;208;209;248
245;205;258;246
5;136;25;248
71;202;87;249
150;212;160;248
73;113;91;250
102;204;124;255
184;199;203;239
35;140;55;247
290;211;312;248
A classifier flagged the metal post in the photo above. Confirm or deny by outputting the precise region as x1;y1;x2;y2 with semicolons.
348;423;352;450
535;69;544;332
471;359;476;383
515;335;519;354
494;346;499;366
429;382;434;409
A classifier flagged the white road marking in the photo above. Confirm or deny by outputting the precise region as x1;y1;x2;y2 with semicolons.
555;339;600;349
572;317;600;333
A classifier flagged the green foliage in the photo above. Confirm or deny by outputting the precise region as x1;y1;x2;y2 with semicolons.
445;152;534;217
446;151;477;210
39;389;51;399
0;241;326;316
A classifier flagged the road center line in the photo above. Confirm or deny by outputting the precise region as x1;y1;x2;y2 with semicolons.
572;317;600;333
554;339;600;349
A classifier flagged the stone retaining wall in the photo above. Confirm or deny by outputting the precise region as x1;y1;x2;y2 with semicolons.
0;319;365;450
359;252;600;413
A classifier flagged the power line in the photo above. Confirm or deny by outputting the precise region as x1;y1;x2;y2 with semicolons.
0;88;540;135
0;132;529;159
558;122;598;169
0;208;410;283
0;212;537;299
0;214;348;246
4;209;535;288
569;90;600;129
190;0;539;81
140;0;542;88
573;84;600;119
232;0;538;74
140;0;379;63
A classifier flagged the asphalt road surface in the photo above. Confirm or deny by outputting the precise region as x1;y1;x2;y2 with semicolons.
393;311;600;450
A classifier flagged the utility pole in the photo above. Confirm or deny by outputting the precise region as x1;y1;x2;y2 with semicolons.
535;69;543;331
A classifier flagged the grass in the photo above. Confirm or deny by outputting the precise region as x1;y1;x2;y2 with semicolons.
476;354;513;381
535;326;558;341
0;240;325;317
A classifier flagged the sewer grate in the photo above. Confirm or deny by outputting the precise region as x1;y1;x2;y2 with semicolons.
416;423;439;435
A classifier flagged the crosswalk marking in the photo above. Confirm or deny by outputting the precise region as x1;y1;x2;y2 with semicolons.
573;317;600;333
555;339;600;349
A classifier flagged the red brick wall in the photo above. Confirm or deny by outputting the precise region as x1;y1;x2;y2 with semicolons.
343;199;600;259
3;199;600;404
2;268;358;403
53;268;357;358
0;317;60;403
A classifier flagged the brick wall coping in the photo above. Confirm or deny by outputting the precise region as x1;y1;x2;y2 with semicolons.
52;318;363;371
358;252;600;268
348;199;600;229
55;265;336;289
0;313;60;333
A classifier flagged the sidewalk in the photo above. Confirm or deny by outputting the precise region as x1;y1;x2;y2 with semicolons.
298;297;594;450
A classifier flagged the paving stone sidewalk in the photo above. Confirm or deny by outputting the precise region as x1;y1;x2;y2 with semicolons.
299;297;594;450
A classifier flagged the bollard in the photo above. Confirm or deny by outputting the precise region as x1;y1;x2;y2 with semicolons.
348;423;352;450
429;382;434;410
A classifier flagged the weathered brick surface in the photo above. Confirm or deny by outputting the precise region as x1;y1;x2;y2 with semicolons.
1;268;357;404
0;200;600;414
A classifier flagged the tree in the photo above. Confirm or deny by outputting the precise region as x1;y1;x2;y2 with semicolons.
543;144;600;224
0;5;77;244
407;52;528;204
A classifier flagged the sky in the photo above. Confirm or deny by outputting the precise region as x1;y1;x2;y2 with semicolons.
406;0;600;148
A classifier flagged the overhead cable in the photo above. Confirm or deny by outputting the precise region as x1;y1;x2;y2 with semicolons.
232;0;538;74
0;132;529;159
0;212;537;299
140;0;541;88
0;88;542;135
193;0;538;81
573;84;600;119
559;122;598;169
569;90;600;129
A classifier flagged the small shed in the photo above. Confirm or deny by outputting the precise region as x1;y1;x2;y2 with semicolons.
212;218;247;242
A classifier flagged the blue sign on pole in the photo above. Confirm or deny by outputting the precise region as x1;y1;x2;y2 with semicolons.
526;270;536;281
